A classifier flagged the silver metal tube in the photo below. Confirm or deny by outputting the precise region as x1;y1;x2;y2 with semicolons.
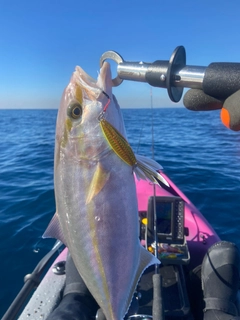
175;66;207;89
117;62;150;82
117;62;206;89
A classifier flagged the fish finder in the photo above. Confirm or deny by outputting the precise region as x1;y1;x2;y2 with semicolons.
146;196;185;245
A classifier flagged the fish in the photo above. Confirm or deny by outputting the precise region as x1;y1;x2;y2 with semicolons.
43;62;167;319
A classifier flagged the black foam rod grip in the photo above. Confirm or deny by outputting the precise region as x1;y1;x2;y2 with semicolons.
203;63;240;100
183;89;223;111
221;89;240;131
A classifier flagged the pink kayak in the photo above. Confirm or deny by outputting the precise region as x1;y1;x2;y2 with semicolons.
4;172;239;320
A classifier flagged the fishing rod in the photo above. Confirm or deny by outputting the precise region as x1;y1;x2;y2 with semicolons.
150;88;165;320
100;46;240;131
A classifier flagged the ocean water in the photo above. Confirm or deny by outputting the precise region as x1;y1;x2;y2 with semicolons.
1;108;240;317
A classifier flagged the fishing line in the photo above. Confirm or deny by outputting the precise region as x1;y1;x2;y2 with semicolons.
150;89;164;320
151;88;155;161
136;96;146;154
136;120;144;154
150;88;159;274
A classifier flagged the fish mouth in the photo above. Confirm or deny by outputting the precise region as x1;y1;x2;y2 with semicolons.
74;66;98;88
96;61;111;92
72;62;111;99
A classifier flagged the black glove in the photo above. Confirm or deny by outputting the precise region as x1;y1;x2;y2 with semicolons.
183;89;240;131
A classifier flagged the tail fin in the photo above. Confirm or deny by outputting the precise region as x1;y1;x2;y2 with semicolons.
123;245;160;318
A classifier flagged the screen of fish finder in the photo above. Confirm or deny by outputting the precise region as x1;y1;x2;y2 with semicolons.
156;202;172;235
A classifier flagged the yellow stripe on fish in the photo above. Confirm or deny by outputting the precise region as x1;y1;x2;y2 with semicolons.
100;118;137;167
86;200;114;319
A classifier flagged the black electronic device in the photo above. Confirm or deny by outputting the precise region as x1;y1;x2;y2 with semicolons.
147;196;185;245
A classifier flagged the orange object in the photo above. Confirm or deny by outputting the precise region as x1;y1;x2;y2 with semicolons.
220;107;230;129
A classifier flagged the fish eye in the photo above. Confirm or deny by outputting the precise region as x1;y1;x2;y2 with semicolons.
67;102;82;120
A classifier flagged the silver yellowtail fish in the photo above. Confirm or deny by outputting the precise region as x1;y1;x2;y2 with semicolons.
44;62;168;320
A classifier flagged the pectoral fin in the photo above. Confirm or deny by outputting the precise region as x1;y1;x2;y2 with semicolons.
86;162;110;204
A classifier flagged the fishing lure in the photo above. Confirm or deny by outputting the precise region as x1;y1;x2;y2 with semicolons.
99;118;137;167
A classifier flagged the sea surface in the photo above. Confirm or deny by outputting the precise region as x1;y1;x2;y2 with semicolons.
1;108;240;317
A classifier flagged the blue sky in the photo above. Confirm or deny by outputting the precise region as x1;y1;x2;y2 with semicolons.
0;0;240;109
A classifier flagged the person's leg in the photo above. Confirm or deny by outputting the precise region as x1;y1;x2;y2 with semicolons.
188;264;204;320
46;254;98;320
202;241;240;320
